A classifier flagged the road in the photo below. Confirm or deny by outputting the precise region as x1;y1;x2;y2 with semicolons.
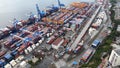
70;6;101;50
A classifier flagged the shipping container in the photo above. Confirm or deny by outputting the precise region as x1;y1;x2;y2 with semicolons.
15;41;23;47
81;48;93;62
10;43;16;49
36;43;39;47
9;60;17;67
17;55;24;61
24;49;29;54
0;61;4;68
74;45;83;54
15;58;20;63
4;63;12;68
38;40;42;44
6;26;17;33
46;36;55;44
0;31;4;40
46;33;50;37
61;39;69;47
11;50;19;58
0;50;7;57
27;46;33;53
33;36;41;44
41;37;44;41
4;37;21;48
4;54;13;63
2;28;10;37
20;61;27;67
92;19;102;28
31;44;36;49
18;45;26;54
66;48;73;54
19;32;30;38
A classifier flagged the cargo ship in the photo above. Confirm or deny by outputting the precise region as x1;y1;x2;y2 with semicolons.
0;0;100;67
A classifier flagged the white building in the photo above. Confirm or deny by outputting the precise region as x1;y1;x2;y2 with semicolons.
117;25;120;32
114;2;120;20
109;49;120;67
52;38;64;50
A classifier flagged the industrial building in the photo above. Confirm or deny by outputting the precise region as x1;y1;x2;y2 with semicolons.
109;49;120;67
52;38;64;50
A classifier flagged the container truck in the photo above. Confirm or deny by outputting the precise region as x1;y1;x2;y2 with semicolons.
91;40;100;48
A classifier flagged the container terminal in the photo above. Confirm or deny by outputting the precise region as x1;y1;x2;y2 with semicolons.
0;0;110;68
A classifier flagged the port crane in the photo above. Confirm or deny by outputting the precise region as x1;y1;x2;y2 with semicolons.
29;12;35;19
57;0;65;8
46;0;65;12
47;4;59;12
36;4;46;21
13;18;19;28
35;0;64;21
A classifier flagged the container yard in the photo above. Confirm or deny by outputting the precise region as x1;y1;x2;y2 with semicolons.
0;0;109;68
80;48;95;63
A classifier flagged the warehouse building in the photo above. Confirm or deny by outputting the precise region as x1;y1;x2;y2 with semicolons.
109;49;120;67
52;38;64;50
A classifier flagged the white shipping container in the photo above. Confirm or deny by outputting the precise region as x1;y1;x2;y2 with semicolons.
39;40;42;44
32;44;36;49
27;46;33;52
18;55;24;61
9;60;17;67
52;29;55;33
95;19;102;26
15;58;20;63
47;33;50;37
24;49;29;54
4;64;12;68
20;61;27;67
36;43;39;47
49;33;52;36
41;38;44;41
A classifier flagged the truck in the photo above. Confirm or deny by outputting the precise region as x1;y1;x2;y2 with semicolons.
91;40;100;48
74;45;83;54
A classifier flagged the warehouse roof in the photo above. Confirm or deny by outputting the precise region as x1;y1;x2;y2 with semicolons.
52;38;63;46
114;49;120;55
